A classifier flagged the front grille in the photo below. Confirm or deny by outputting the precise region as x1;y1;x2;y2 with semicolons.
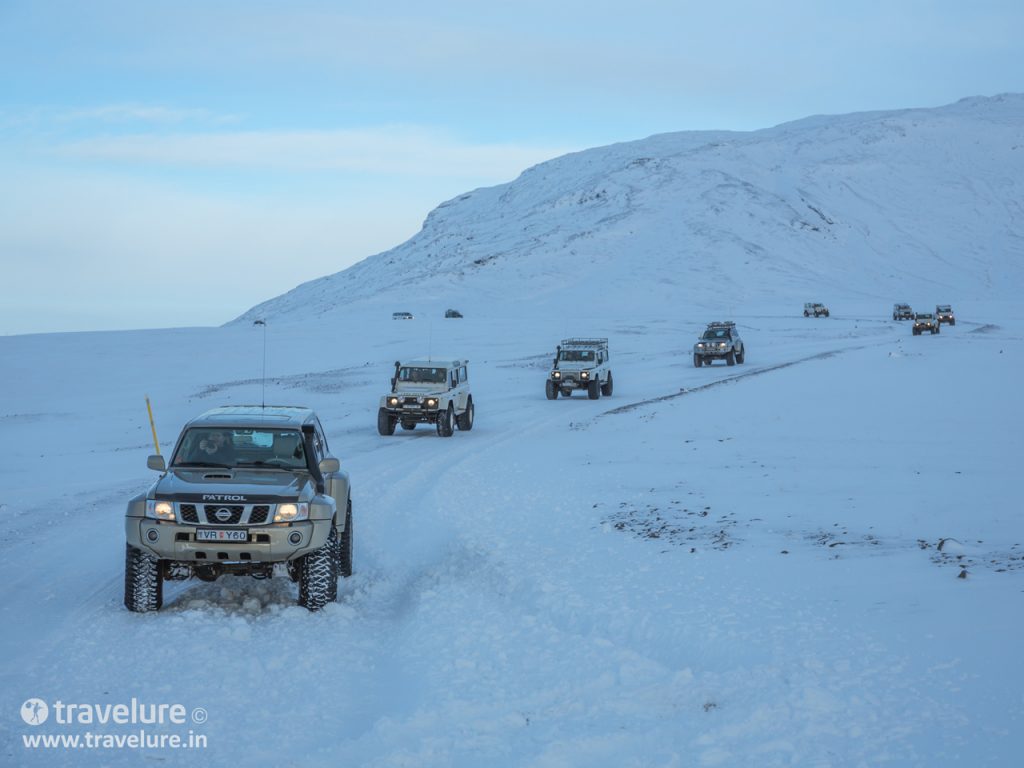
176;502;278;525
401;397;421;407
249;505;270;524
204;505;244;524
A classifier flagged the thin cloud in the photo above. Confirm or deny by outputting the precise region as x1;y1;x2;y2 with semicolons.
58;104;242;125
52;127;572;181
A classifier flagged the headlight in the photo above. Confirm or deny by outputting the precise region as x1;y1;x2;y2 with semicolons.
387;396;399;407
274;502;309;523
697;343;704;348
426;398;438;408
581;371;590;379
553;371;561;379
719;342;726;348
146;500;175;521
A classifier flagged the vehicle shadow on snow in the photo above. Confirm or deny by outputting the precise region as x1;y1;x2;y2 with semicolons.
159;574;361;618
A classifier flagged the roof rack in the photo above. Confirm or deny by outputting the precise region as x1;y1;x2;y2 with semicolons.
559;337;608;347
705;321;735;328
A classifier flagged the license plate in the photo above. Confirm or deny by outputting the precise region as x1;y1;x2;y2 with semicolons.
196;529;248;542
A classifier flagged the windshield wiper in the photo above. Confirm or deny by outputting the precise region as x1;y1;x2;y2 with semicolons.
235;461;304;471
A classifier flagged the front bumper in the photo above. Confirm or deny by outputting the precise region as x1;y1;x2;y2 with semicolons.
384;405;442;423
694;346;732;358
551;373;594;390
126;518;333;563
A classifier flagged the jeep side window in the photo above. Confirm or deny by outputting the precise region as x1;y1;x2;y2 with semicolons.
460;366;467;383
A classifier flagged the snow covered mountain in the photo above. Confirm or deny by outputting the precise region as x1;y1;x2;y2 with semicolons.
238;94;1024;325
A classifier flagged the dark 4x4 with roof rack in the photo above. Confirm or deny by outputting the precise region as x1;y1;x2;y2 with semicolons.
124;405;352;612
693;321;745;367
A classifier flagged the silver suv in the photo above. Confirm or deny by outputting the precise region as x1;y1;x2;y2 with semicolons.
936;305;955;325
124;406;352;613
378;359;474;436
804;302;830;317
546;338;613;399
913;313;940;335
893;303;914;320
693;321;745;367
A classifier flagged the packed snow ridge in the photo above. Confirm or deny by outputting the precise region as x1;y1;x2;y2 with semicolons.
237;94;1024;324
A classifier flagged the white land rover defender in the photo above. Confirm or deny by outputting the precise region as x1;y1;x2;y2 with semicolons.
546;338;613;400
124;406;352;613
378;359;474;437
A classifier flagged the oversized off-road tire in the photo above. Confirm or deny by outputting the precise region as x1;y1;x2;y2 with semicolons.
693;354;701;368
933;327;940;334
298;527;338;610
545;380;557;400
736;347;745;364
726;350;736;366
377;408;396;436
124;544;163;613
336;502;353;578
437;404;455;437
601;371;613;397
950;319;956;326
824;311;830;317
456;398;474;431
913;328;920;336
804;311;809;317
587;380;601;399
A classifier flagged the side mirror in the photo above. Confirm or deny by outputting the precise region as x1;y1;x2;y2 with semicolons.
147;455;166;472
319;457;340;474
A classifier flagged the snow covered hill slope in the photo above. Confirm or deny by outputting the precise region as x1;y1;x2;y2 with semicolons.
238;94;1024;325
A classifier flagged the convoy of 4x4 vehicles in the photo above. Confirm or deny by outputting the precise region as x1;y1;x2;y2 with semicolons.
693;322;745;367
124;406;353;613
546;338;614;400
126;299;964;614
378;359;474;436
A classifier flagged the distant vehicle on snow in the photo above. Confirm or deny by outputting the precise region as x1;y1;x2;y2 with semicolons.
693;321;745;367
893;303;914;320
936;305;955;325
392;311;414;320
546;338;613;400
378;359;474;437
913;313;940;335
444;309;463;318
804;302;830;318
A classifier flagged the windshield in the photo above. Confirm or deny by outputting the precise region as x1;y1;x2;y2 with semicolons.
398;366;447;384
917;314;934;319
702;329;730;340
558;349;596;363
937;306;951;311
172;428;306;469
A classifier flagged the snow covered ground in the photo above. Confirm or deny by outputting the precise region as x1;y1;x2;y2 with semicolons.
1;299;1021;766
2;95;1023;765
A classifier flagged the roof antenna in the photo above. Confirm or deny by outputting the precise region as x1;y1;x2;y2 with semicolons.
253;319;266;409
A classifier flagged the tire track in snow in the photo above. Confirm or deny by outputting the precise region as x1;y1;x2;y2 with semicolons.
599;343;873;417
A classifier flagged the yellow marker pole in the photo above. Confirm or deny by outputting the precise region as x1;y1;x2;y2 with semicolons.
145;395;161;455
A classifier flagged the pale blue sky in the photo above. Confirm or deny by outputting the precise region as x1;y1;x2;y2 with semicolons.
2;0;1021;334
